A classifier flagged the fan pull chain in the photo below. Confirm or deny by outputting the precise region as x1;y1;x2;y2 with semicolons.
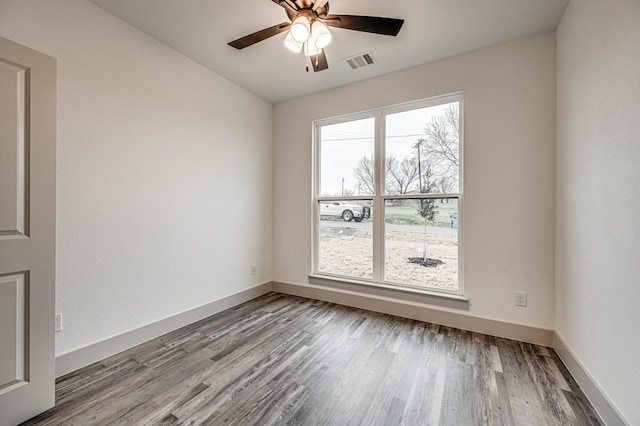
304;41;309;72
305;53;318;72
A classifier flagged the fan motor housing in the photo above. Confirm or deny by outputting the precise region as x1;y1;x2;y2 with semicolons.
286;2;330;21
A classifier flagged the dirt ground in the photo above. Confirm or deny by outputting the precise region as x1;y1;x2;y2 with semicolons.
319;227;458;290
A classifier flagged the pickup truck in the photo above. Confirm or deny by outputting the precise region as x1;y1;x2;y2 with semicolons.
320;201;371;222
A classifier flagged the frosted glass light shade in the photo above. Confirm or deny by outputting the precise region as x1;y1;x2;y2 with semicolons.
284;32;303;53
311;21;332;49
291;16;310;43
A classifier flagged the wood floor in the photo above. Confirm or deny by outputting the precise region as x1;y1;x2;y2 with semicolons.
23;293;601;425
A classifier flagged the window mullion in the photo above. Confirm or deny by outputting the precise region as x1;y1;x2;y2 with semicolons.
372;111;385;282
312;123;321;274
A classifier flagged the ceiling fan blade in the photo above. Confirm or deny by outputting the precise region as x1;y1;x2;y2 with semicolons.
312;49;328;72
312;0;329;11
271;0;298;12
323;15;404;36
228;22;291;49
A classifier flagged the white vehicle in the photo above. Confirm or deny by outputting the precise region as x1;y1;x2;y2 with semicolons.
320;201;371;222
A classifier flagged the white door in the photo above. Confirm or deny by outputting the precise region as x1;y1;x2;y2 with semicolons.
0;36;56;426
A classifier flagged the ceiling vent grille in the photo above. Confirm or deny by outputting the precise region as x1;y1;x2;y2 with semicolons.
343;52;376;70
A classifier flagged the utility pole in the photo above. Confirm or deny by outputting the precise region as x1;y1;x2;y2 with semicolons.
341;177;345;196
415;139;424;190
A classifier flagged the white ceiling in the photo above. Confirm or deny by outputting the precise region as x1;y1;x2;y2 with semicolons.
88;0;568;103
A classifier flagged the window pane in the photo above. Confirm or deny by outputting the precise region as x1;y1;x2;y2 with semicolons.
384;198;458;290
320;118;375;196
318;199;373;279
385;102;460;195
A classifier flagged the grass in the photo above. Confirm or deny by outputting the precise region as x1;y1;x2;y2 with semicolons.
385;201;457;228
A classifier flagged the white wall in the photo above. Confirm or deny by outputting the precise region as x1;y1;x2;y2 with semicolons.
0;0;273;356
274;33;557;329
556;0;640;423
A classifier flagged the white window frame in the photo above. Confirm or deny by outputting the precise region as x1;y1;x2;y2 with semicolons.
312;93;464;295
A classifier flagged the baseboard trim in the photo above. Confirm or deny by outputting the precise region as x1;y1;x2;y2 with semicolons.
55;281;273;378
273;281;553;346
553;332;628;426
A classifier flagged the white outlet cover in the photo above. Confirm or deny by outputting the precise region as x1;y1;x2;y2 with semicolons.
515;291;527;307
55;313;63;332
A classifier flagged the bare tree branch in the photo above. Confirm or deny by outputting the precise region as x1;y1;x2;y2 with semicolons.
386;155;420;194
353;155;375;195
421;104;460;192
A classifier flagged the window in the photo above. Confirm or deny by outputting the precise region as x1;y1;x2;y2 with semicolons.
313;94;463;294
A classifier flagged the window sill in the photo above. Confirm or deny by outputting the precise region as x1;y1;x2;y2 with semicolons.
308;274;469;311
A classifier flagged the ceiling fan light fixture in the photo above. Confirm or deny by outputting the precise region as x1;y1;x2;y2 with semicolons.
284;32;303;53
290;16;311;43
227;1;405;74
311;21;332;49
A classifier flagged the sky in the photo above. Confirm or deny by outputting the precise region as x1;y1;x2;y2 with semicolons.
319;102;455;196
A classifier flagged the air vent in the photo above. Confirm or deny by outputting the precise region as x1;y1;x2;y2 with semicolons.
343;52;376;70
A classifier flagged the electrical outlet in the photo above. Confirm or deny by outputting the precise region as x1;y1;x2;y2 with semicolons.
515;291;527;307
55;313;63;332
251;264;257;276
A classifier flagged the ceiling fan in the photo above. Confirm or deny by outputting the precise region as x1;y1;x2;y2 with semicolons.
228;0;404;72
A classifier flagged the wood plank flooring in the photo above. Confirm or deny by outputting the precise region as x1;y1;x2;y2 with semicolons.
22;293;601;425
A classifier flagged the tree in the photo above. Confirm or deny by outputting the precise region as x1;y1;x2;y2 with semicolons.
424;104;459;166
436;175;455;202
386;155;420;194
416;166;438;262
353;155;375;195
420;104;460;193
354;154;423;196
